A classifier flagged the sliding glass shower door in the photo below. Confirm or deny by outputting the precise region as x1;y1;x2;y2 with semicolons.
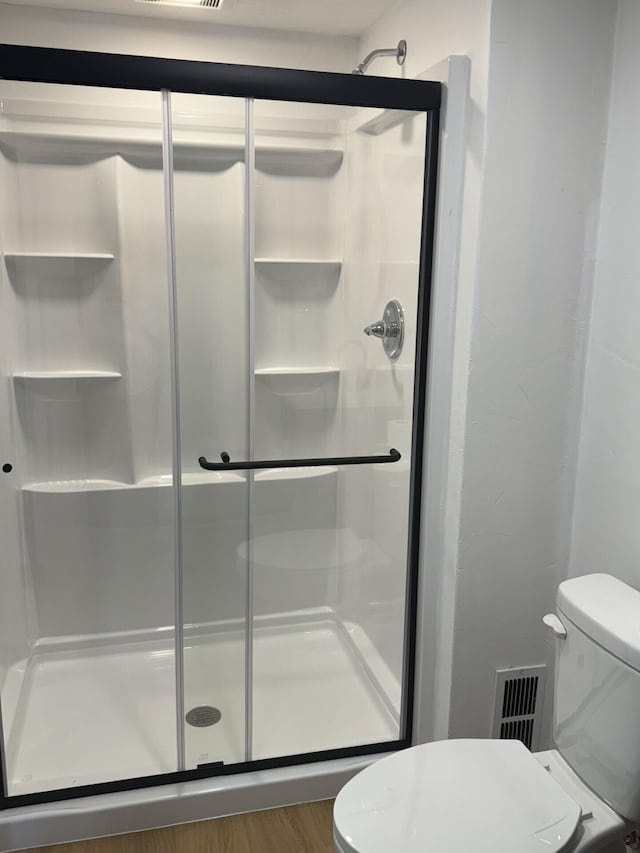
0;83;179;796
172;96;430;768
0;43;439;807
170;92;250;769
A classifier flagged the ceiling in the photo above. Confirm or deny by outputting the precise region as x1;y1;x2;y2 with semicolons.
1;0;398;35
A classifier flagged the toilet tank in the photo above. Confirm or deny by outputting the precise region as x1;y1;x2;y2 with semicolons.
553;573;640;822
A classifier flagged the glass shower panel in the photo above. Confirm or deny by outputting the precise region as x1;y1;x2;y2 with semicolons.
0;83;177;794
250;100;428;758
170;92;249;769
337;105;428;748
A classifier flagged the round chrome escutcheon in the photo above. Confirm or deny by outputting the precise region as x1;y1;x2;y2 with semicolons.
382;299;404;360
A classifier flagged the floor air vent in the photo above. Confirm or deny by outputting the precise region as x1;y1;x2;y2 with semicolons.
491;665;546;750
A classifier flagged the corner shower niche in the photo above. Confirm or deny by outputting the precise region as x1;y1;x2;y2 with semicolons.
3;153;133;489
0;81;428;797
253;137;344;461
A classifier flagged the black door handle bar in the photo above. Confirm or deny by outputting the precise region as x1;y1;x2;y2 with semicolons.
198;448;401;472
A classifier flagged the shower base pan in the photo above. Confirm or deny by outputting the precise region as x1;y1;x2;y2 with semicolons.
3;613;398;798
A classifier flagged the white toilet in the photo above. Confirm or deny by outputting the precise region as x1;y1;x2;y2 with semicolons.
333;573;640;853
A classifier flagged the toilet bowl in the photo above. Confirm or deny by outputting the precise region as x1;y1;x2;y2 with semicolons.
333;574;640;853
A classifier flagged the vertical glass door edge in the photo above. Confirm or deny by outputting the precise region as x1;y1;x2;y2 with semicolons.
170;88;252;773
161;87;186;775
0;43;441;809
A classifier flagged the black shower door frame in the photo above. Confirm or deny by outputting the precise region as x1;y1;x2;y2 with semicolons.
0;43;441;809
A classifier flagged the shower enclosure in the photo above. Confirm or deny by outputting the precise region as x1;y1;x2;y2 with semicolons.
0;45;440;807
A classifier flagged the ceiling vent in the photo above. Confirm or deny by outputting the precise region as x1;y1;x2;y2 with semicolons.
491;665;546;751
136;0;224;9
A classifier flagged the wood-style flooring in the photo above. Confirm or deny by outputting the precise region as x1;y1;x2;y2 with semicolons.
21;800;335;853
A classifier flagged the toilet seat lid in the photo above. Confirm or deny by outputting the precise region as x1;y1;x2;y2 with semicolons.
333;739;581;853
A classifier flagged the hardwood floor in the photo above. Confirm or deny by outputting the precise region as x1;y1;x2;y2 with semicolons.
22;800;336;853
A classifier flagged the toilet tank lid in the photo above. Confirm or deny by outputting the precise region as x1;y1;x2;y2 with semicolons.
558;574;640;671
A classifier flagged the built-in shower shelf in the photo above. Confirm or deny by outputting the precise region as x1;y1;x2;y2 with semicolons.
256;146;343;171
139;472;246;487
255;258;342;270
170;142;343;171
255;367;340;376
174;141;345;171
13;370;122;382
4;252;114;262
4;252;116;282
371;459;411;473
132;467;340;485
23;479;130;494
0;131;343;171
23;471;247;494
254;466;338;482
0;131;242;165
21;468;337;494
138;468;337;486
255;367;340;395
142;468;338;485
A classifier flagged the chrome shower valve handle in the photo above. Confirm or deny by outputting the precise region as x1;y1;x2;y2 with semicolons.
363;299;405;359
363;321;387;339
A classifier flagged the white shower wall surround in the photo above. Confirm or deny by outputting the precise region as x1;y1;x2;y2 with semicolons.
0;79;428;803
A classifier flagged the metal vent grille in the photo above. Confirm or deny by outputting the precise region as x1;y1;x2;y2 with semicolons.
491;665;546;751
502;673;539;718
500;717;534;746
136;0;224;8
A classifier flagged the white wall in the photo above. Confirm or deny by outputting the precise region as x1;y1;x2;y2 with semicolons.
0;3;356;72
570;1;640;587
359;0;490;82
448;0;616;743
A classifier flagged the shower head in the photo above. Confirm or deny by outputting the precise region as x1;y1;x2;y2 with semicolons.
352;40;407;75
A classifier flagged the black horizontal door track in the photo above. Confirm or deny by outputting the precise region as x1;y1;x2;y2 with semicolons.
0;44;441;112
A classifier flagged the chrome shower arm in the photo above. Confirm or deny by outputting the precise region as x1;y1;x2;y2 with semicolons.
354;47;398;75
352;40;407;75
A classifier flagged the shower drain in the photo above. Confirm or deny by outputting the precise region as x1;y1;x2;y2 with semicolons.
186;706;222;727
